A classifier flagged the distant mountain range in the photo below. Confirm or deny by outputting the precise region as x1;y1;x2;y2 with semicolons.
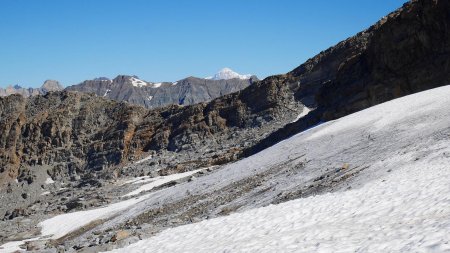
0;80;63;97
66;68;258;108
1;68;257;109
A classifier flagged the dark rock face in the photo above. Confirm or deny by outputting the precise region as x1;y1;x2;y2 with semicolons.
246;0;450;154
0;80;63;98
317;0;450;120
65;75;257;109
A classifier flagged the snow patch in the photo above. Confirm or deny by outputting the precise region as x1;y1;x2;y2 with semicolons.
39;195;149;239
135;154;152;164
292;106;311;122
123;169;203;197
0;238;41;253
103;89;111;97
45;177;54;184
130;77;148;88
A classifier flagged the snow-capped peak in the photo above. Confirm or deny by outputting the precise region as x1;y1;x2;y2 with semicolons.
207;68;252;80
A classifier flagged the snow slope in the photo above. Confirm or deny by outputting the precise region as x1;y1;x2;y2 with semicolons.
105;85;450;252
107;157;450;253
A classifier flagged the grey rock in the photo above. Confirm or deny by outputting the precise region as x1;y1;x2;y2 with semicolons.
65;72;257;109
0;80;64;98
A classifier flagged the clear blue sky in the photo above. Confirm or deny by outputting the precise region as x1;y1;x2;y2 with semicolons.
0;0;407;87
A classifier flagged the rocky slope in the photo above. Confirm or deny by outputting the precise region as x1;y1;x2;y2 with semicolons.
0;0;447;194
0;0;450;250
65;68;258;109
0;80;63;98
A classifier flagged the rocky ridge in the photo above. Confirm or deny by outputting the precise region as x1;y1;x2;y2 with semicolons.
65;68;258;109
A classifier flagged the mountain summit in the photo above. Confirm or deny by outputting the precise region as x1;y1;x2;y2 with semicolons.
207;68;252;80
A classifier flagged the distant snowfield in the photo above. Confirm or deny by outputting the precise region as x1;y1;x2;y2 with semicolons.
106;86;450;252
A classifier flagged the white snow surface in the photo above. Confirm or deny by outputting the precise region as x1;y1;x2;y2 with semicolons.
135;154;152;164
292;106;311;122
34;168;205;240
123;169;203;197
0;240;28;252
38;195;147;240
103;89;111;97
106;159;450;253
152;82;162;88
105;86;450;252
130;77;149;88
44;177;54;184
207;68;252;80
0;238;40;252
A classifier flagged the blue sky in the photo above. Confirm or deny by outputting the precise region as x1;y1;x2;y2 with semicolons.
0;0;407;87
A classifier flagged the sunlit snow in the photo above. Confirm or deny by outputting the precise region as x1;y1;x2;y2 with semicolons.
130;77;148;88
207;68;252;80
123;169;203;197
105;85;450;252
292;106;311;122
44;177;54;184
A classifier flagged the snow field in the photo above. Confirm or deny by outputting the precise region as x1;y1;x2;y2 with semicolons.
106;154;450;253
